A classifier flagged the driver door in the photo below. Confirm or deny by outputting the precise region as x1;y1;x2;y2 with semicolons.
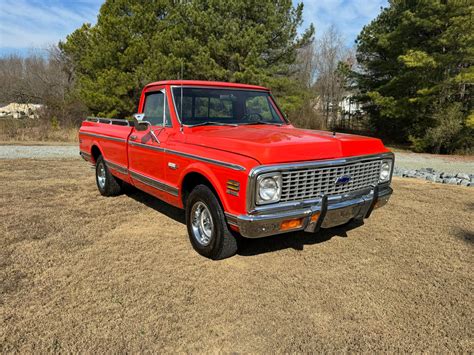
128;88;172;199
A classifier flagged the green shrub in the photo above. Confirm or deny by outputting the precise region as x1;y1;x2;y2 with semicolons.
409;103;473;154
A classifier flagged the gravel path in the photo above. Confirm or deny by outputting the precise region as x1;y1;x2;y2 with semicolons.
0;145;79;159
395;152;474;174
1;144;472;174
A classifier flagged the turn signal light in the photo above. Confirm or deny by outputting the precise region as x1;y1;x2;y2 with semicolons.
280;218;303;231
310;212;321;223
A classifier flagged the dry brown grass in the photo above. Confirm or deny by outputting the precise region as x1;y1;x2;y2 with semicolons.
0;119;78;143
1;159;473;352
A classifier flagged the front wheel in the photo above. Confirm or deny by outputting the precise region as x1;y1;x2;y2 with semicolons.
185;185;238;260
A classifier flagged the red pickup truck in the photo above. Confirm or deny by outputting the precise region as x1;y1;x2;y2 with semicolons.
79;80;394;259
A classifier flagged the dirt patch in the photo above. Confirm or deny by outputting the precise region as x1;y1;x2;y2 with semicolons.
1;159;473;352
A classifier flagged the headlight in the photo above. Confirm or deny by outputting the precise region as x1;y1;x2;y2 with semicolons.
256;173;282;205
379;160;392;182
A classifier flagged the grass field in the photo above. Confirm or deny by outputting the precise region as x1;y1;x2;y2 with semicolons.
1;159;473;352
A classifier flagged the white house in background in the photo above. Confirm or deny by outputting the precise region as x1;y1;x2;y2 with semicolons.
340;95;362;115
0;103;43;119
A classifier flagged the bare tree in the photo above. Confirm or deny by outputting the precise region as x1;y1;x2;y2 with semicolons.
295;25;353;130
0;46;85;125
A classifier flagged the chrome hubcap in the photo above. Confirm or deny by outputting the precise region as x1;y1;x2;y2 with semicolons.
97;162;106;189
191;201;214;246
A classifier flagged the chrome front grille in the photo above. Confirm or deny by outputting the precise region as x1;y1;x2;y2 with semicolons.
280;160;382;202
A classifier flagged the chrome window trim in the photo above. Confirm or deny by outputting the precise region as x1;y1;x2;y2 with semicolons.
143;88;173;128
129;170;179;196
79;132;127;143
170;85;273;126
128;140;245;171
246;152;394;214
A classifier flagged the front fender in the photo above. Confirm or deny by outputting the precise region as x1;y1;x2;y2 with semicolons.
178;162;248;216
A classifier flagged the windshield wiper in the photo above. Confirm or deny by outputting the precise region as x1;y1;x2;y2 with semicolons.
186;121;238;127
240;120;283;126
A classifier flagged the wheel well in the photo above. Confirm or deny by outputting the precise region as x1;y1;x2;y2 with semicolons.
91;145;102;163
181;172;219;207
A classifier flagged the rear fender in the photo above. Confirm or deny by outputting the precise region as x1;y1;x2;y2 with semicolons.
89;140;105;163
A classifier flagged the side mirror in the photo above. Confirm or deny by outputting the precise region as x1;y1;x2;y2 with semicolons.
131;113;161;143
132;113;149;131
133;113;145;121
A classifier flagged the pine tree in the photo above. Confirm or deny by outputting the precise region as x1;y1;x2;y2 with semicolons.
354;0;473;153
60;0;313;118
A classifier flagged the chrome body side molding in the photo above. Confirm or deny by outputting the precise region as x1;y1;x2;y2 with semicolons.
80;151;92;163
80;152;179;197
105;160;128;175
129;170;179;196
165;148;246;171
128;141;246;171
79;132;127;143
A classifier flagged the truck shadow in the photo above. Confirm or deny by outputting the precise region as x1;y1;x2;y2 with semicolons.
236;220;364;257
125;188;365;257
125;189;185;224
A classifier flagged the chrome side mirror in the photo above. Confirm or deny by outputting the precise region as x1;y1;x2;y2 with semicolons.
132;113;149;132
133;113;145;121
131;113;160;143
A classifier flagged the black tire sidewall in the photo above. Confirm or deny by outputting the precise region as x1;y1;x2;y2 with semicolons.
95;155;122;196
185;185;230;259
95;156;108;195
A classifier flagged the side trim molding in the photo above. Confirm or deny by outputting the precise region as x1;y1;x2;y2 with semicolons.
129;141;165;152
80;151;93;163
129;170;179;196
166;149;246;171
79;132;127;143
105;159;128;175
128;141;245;171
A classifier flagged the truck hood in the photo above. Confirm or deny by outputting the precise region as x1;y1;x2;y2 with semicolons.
185;125;389;164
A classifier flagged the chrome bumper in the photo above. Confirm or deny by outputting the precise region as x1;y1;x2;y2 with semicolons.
225;185;392;238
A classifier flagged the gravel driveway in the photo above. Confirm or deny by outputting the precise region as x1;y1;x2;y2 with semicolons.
0;144;472;174
395;151;474;174
0;145;79;160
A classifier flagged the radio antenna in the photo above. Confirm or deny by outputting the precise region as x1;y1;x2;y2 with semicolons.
180;61;184;133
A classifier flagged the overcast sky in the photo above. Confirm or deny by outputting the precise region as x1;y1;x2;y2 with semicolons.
0;0;388;57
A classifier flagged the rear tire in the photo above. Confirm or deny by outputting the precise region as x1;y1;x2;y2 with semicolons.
185;185;238;260
95;155;123;196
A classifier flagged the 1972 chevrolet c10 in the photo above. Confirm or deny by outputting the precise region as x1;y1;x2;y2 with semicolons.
79;80;394;259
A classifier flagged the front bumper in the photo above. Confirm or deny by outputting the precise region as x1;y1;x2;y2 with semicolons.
225;185;392;238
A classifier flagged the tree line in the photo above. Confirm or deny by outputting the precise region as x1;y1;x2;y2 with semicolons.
0;0;472;153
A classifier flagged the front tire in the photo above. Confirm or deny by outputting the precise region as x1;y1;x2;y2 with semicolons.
95;155;123;196
185;185;238;260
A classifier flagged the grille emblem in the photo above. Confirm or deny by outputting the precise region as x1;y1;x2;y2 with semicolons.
335;175;352;185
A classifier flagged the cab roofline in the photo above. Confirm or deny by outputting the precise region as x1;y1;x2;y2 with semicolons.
144;80;270;91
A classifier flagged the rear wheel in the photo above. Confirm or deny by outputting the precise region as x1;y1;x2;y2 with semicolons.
95;155;122;196
185;185;238;260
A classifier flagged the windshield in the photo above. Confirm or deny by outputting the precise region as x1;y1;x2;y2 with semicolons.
172;87;285;126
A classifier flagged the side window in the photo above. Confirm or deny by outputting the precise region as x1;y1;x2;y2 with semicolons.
143;91;172;127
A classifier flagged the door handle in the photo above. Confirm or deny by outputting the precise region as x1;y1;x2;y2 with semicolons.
130;135;137;141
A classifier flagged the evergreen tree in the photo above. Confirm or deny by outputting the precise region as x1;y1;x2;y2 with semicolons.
354;0;473;153
60;0;313;118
